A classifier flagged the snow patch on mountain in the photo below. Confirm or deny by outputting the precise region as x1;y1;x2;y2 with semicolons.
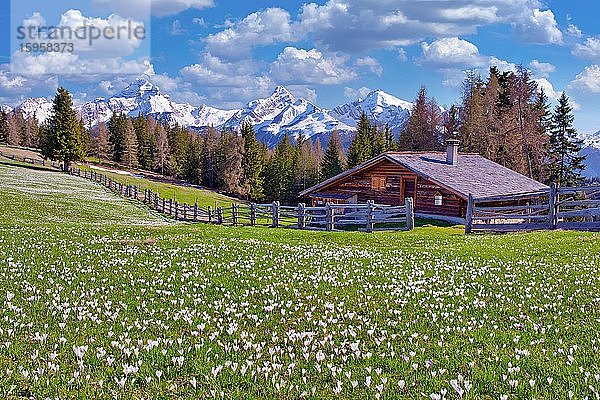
581;131;600;178
15;98;53;123
0;105;13;114
330;89;413;134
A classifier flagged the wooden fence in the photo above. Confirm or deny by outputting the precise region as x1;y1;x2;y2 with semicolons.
466;184;600;233
68;166;414;232
0;149;61;169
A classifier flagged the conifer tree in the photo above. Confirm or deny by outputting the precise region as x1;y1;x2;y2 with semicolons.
263;133;296;202
216;130;244;195
0;111;7;144
201;127;218;187
134;115;155;170
548;92;586;186
383;124;395;151
108;112;127;162
347;112;373;168
294;135;322;194
121;119;138;170
321;131;344;180
399;86;438;150
40;87;85;171
184;136;203;184
240;122;265;201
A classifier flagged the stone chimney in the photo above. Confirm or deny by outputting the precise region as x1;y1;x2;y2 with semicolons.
446;139;459;165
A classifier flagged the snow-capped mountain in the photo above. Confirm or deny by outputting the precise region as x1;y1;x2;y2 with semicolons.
15;98;53;123
4;79;419;148
78;79;236;128
581;131;600;178
0;105;13;114
223;86;354;146
330;89;414;134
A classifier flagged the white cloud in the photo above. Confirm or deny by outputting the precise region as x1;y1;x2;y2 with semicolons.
179;53;261;87
204;8;296;60
294;0;549;52
355;57;383;76
513;9;563;45
529;59;556;77
419;37;484;67
573;38;600;61
534;78;560;99
570;65;600;93
567;24;583;38
270;47;356;85
344;86;372;100
10;51;154;78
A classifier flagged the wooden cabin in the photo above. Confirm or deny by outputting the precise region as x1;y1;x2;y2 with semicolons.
300;140;548;223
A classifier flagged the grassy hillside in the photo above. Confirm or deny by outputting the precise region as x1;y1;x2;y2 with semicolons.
76;164;241;209
1;163;600;399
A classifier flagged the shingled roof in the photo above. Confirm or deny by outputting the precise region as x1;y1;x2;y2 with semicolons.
300;151;548;200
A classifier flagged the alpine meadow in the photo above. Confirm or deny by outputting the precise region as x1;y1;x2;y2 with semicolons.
3;0;600;399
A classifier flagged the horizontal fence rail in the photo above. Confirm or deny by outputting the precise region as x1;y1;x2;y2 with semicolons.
67;166;414;232
0;150;61;169
466;183;600;233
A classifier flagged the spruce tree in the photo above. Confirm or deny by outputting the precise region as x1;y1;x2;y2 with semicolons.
0;111;8;144
240;122;265;201
108;112;127;162
201;127;218;187
548;92;586;186
347;112;373;168
321;131;344;180
40;87;85;171
121;119;138;170
383;124;395;151
263;133;296;202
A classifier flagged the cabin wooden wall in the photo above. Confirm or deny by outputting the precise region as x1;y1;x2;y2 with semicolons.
416;177;466;217
309;159;468;217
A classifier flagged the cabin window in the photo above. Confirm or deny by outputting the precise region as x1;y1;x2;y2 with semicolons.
371;176;386;191
434;192;443;206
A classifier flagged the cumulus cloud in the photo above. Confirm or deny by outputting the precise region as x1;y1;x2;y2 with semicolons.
567;24;583;38
529;60;556;77
570;65;600;93
204;8;296;60
513;9;563;45
534;77;560;99
270;47;356;85
10;51;154;79
180;53;262;87
419;37;484;67
170;20;186;35
573;38;600;61
355;57;383;76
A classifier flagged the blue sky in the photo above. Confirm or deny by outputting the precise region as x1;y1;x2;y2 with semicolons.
2;0;600;134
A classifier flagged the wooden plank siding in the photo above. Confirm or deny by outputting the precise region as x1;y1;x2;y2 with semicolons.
308;159;468;218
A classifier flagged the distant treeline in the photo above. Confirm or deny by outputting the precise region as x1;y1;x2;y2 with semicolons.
0;65;586;202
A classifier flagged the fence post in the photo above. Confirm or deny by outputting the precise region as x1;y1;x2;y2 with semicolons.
175;201;179;219
297;203;306;229
250;204;256;226
548;183;557;229
405;197;414;231
217;207;223;224
194;202;198;221
326;203;333;231
134;185;138;200
232;203;239;226
271;201;280;228
366;201;375;233
465;194;474;234
208;206;213;223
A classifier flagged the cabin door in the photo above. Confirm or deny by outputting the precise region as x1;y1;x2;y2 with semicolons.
400;177;415;205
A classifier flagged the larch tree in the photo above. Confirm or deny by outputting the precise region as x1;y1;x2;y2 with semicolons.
216;130;244;195
94;123;113;161
548;92;586;187
121;119;138;170
153;123;170;176
40;87;85;171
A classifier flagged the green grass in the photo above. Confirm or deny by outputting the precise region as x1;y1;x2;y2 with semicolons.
77;163;241;209
1;163;600;399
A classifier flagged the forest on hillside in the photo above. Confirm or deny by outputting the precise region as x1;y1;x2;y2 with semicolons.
0;66;586;203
